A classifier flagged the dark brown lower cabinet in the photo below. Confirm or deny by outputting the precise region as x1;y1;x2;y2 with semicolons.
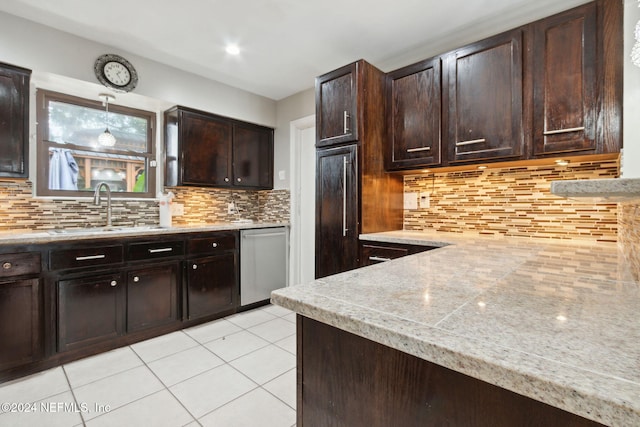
360;241;437;267
298;316;604;427
0;278;41;371
57;272;125;352
186;252;237;320
126;263;179;333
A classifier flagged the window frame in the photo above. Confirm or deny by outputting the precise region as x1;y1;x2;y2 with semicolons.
36;89;157;199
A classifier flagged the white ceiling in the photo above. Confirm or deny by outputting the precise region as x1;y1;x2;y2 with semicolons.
0;0;589;101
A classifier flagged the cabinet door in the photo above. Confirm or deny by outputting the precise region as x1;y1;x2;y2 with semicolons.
0;278;41;371
57;272;125;352
187;252;237;320
387;57;442;170
233;123;274;189
181;110;232;186
315;145;358;278
447;30;523;163
0;63;30;178
127;263;179;333
316;62;358;147
532;3;597;156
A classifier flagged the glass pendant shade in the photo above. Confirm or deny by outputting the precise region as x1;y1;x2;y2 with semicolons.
98;128;116;146
98;93;116;147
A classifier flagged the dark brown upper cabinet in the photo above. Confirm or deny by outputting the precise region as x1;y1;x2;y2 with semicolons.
446;29;524;164
233;121;274;189
386;57;442;171
531;2;597;157
0;62;31;178
316;62;358;147
165;106;273;190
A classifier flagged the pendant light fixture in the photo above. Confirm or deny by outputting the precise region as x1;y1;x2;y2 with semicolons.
98;93;116;147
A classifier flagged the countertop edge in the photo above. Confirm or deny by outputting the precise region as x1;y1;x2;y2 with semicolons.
0;222;290;245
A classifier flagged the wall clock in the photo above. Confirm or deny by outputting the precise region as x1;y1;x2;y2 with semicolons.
94;54;138;92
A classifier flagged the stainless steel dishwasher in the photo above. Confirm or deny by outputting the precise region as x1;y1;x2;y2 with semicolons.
240;227;289;307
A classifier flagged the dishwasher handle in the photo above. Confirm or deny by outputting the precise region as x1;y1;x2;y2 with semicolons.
242;232;286;239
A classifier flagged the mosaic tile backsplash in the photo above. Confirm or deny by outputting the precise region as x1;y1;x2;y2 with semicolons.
619;202;640;282
0;179;289;231
403;160;619;243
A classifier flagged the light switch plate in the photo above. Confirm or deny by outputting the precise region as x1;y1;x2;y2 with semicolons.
419;192;430;208
404;193;418;209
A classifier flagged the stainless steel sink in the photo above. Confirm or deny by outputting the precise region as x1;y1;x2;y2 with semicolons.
47;225;164;235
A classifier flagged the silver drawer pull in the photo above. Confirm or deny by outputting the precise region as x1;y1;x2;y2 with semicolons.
110;280;117;287
369;256;392;262
212;243;218;248
543;126;585;135
407;147;431;153
192;264;198;270
148;248;173;254
456;138;486;146
343;111;350;134
75;254;106;261
2;262;12;270
133;276;140;282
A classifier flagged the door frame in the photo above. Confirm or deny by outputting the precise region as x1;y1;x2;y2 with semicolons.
289;114;316;287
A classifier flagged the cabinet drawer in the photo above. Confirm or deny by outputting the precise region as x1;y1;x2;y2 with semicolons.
188;232;237;255
49;245;123;270
0;252;41;277
362;245;409;264
127;240;184;261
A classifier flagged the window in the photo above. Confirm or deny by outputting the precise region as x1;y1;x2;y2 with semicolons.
36;90;156;198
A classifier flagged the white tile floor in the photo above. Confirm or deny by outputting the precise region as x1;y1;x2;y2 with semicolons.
0;304;297;427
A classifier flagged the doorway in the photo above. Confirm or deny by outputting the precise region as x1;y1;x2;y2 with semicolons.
289;115;316;286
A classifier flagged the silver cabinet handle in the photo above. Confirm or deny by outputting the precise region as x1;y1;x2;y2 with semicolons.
75;254;106;261
2;262;12;270
110;280;117;287
543;126;585;135
133;276;140;282
456;138;486;146
224;177;230;182
192;264;197;270
369;256;392;262
148;247;173;254
343;111;350;134
407;147;431;153
237;178;242;182
343;156;348;237
212;242;218;248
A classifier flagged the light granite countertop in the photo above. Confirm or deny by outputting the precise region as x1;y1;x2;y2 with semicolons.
550;177;640;202
271;230;640;426
0;222;289;245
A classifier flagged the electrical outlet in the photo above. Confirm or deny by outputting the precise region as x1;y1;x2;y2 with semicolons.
170;203;184;216
227;202;235;214
419;192;430;208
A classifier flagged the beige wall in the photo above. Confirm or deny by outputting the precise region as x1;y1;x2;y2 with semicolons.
0;11;276;128
624;0;640;178
273;88;315;190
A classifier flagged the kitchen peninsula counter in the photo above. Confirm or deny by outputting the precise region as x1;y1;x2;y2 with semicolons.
271;230;639;426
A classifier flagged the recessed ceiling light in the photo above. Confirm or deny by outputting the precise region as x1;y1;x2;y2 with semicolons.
555;159;569;166
225;44;240;55
477;165;487;170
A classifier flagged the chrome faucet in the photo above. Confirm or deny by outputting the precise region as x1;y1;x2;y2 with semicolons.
93;182;112;227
